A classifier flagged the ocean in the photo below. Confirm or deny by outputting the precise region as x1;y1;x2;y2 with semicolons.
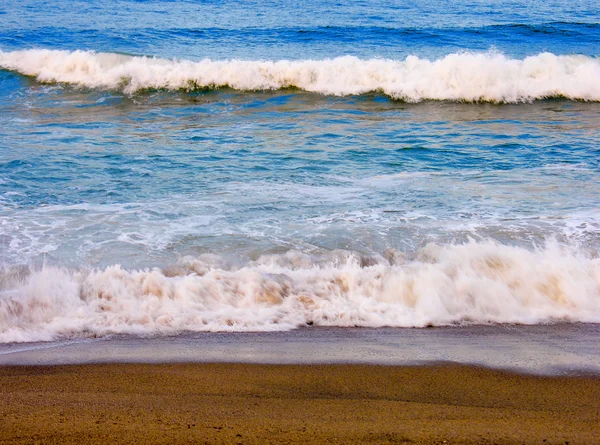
0;0;599;345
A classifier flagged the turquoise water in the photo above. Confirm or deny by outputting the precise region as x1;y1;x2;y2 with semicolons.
0;0;599;341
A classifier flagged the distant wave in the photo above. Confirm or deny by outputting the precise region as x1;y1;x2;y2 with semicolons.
1;241;599;342
1;49;600;102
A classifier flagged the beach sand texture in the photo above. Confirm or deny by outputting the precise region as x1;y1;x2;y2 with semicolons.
1;363;599;444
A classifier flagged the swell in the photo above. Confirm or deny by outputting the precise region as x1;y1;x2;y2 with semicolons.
1;49;600;102
1;241;599;343
5;22;600;45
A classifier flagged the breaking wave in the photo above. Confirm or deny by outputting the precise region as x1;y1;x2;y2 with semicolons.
1;49;600;102
1;241;599;343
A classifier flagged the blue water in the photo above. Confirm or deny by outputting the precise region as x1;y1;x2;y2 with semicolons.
2;0;600;59
1;0;599;267
0;0;599;341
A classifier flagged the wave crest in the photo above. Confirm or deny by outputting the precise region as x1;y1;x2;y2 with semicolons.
1;49;600;102
1;241;599;342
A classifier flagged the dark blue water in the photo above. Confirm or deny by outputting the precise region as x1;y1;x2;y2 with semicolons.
2;0;600;59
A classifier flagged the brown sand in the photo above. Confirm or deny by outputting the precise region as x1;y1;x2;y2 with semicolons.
1;363;599;444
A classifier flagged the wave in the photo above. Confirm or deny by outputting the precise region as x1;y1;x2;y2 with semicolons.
1;49;600;102
1;241;599;343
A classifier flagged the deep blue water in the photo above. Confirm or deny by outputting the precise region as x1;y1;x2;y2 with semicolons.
0;0;599;340
2;0;600;59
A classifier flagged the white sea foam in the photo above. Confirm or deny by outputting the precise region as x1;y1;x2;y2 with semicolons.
1;49;600;102
1;241;599;342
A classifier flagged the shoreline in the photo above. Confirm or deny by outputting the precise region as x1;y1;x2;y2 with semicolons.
2;324;600;376
2;362;599;444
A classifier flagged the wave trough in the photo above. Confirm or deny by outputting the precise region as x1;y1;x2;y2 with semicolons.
1;49;600;102
1;241;599;343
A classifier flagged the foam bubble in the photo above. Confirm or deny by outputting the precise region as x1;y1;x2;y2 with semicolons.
1;240;599;342
1;49;599;102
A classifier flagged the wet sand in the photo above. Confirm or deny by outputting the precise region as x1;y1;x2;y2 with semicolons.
1;362;599;444
3;325;600;375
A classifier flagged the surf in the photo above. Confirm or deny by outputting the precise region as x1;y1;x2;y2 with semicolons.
1;240;599;343
1;49;600;102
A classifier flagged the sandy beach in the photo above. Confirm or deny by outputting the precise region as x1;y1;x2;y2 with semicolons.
1;362;599;444
2;2;600;444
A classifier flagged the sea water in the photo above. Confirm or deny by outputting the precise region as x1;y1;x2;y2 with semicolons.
0;0;599;343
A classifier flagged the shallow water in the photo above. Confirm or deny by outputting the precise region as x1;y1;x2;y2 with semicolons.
1;325;599;376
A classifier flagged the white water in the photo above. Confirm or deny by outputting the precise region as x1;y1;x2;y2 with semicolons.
1;241;599;343
1;49;600;102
